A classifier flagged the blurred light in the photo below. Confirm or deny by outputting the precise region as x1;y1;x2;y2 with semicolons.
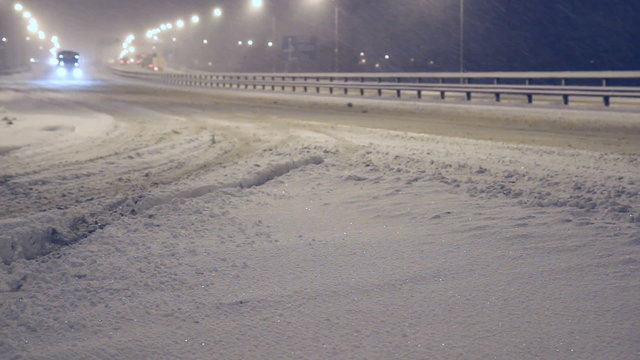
247;39;254;46
25;36;30;41
51;35;59;43
27;24;38;33
48;57;58;66
172;37;177;42
238;41;243;46
160;24;167;31
38;31;46;40
29;57;36;63
23;11;31;19
28;18;38;26
384;54;390;59
203;39;208;44
153;35;159;41
122;42;128;49
267;41;273;47
1;37;7;43
213;8;223;17
126;34;135;42
72;68;83;78
251;0;263;9
360;52;365;57
129;46;135;53
191;15;200;24
166;23;173;30
176;19;185;28
56;67;67;77
375;63;380;68
14;3;24;12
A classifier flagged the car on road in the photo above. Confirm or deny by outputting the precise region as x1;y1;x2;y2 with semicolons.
55;50;82;78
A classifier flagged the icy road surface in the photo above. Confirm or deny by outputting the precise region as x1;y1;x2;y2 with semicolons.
1;72;639;359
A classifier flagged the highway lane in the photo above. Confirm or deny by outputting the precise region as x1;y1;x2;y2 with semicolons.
1;72;639;359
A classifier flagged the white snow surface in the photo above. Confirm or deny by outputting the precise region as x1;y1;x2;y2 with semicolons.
0;75;639;359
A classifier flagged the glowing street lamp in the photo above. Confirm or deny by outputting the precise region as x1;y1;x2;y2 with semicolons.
213;8;223;17
14;3;24;12
176;19;185;28
251;0;263;9
191;15;200;24
23;11;32;19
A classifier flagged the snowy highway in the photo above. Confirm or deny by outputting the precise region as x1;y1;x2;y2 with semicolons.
1;70;640;359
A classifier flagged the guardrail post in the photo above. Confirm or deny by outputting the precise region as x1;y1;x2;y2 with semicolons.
440;91;446;100
466;92;472;101
360;88;365;96
561;78;567;86
344;88;348;95
527;94;533;104
293;86;296;92
316;87;320;93
602;79;608;87
396;89;401;98
377;89;382;97
304;86;308;93
603;96;610;107
495;93;501;102
562;94;569;105
417;90;422;99
330;87;334;94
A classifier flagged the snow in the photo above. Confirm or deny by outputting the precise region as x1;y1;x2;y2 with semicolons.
0;74;639;359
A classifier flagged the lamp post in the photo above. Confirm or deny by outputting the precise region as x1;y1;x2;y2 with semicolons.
333;0;339;73
459;0;464;73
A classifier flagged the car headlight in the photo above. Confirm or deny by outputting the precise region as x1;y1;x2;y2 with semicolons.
72;68;82;78
56;67;67;77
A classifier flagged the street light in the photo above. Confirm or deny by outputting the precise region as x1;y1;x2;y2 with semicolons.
191;15;200;24
213;8;223;17
460;0;464;73
251;0;263;9
176;19;185;28
14;3;23;12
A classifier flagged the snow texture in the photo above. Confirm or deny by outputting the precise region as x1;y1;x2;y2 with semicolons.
0;73;639;359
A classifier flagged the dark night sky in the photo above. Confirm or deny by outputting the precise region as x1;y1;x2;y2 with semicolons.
2;0;639;71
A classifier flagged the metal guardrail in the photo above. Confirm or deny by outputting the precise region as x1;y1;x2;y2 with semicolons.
111;67;640;107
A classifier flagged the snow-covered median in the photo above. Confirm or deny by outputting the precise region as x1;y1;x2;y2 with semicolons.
0;79;639;359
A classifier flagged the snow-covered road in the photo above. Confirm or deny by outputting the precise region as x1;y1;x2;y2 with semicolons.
1;71;639;359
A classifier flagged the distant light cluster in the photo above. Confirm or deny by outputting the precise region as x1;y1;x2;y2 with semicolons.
12;3;63;62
